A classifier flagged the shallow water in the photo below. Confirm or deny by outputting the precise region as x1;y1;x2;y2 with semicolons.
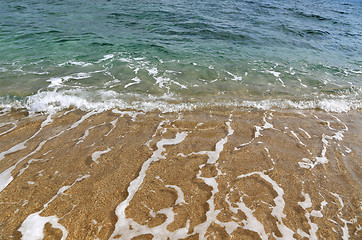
0;1;361;239
0;107;361;239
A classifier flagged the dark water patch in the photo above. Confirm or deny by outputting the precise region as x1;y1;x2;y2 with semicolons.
91;42;114;46
303;29;330;36
279;24;330;40
175;22;215;31
13;30;63;40
108;12;133;19
294;11;332;21
332;10;348;15
55;38;82;43
12;5;27;11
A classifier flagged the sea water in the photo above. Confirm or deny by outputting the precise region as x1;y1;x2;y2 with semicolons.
0;1;361;239
0;0;361;113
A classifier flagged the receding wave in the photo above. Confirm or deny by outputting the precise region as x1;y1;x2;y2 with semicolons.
1;89;360;114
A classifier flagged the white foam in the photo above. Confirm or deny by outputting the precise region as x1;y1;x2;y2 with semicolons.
112;109;144;122
235;112;274;150
0;122;17;136
58;60;92;67
225;71;243;81
19;213;68;240
165;185;186;205
96;54;114;63
91;148;111;164
298;127;312;138
124;77;141;88
110;131;188;239
70;111;99;130
192;174;221;238
23;90;202;114
0;114;52;162
265;70;285;87
104;118;118;137
298;115;347;170
297;76;308;88
2;84;361;114
255;112;274;138
76;122;106;145
240;98;361;113
290;130;306;147
237;172;295;239
328;192;357;240
264;147;275;165
225;192;269;240
0;112;98;192
180;117;237;238
0;166;15;192
179;118;233;165
297;192;319;239
47;73;91;88
0;141;27;162
18;175;89;240
147;67;158;76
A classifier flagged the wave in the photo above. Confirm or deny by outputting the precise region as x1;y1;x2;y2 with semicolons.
0;89;360;114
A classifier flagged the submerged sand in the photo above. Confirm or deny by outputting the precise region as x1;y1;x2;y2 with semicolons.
0;107;361;239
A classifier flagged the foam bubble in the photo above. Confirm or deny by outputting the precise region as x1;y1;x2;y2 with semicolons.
240;98;361;113
19;213;68;240
91;148;111;164
96;54;114;63
47;73;91;88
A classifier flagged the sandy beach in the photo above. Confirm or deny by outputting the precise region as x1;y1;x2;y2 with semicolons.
0;107;360;239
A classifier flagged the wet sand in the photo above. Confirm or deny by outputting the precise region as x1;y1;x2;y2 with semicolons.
0;107;361;239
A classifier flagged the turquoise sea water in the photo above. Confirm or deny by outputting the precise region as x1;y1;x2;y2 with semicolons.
0;0;361;112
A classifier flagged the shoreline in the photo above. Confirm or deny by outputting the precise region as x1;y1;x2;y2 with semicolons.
0;107;361;239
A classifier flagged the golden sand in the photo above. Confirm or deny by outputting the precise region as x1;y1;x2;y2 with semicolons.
0;107;360;239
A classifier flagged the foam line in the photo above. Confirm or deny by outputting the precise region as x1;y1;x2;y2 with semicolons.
179;119;234;164
19;214;68;240
298;115;348;169
237;172;295;239
69;111;99;130
18;175;89;240
298;127;311;138
104;118;119;137
0;111;98;192
0;122;17;136
112;109;144;122
0;114;52;162
264;147;275;165
297;192;319;239
124;77;141;88
192;173;222;238
76;122;106;145
91;148;111;164
96;54;114;63
290;130;306;147
328;192;357;240
225;192;269;240
225;70;243;81
265;70;285;87
110;131;188;239
190;116;237;238
165;185;186;205
47;73;91;88
235;112;274;150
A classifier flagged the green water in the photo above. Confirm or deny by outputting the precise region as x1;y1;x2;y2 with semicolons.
0;0;361;112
